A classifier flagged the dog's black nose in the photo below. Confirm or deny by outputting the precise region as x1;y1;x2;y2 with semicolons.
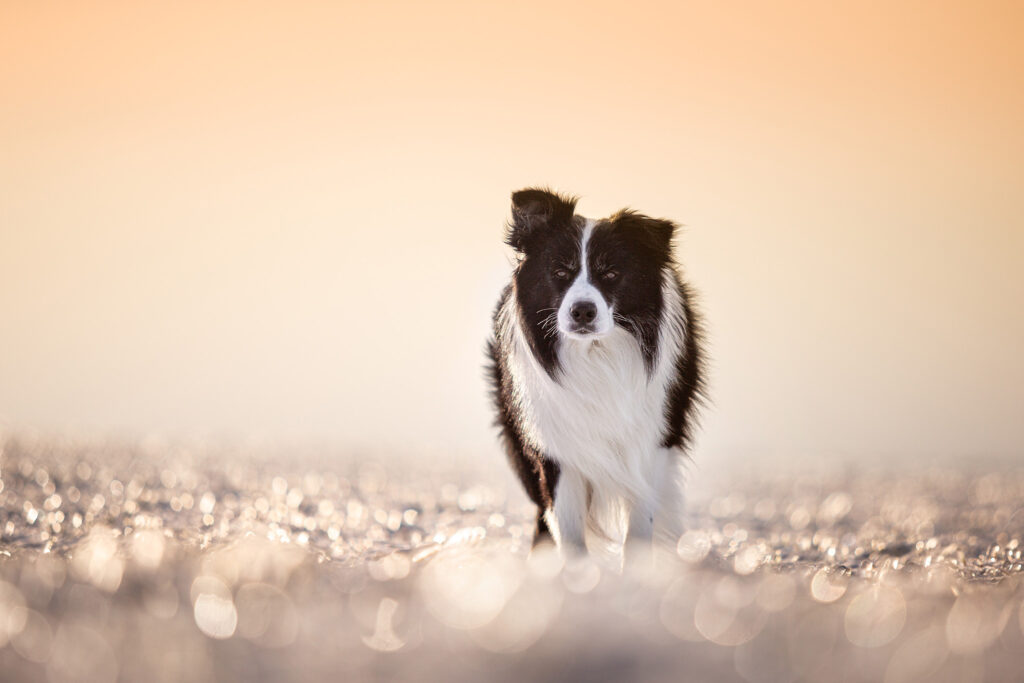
570;301;598;324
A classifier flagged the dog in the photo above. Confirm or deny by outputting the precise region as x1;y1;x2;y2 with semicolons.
487;188;705;562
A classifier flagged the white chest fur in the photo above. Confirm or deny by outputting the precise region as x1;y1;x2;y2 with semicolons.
499;270;686;505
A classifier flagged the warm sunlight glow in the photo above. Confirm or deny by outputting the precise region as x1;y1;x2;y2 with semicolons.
1;1;1022;461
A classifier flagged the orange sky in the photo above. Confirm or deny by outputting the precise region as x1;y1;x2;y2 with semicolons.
2;1;1022;462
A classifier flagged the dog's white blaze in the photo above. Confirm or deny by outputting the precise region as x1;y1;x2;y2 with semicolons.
499;239;689;547
556;220;613;338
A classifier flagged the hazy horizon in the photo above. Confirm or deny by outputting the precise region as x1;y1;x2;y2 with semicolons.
2;1;1022;463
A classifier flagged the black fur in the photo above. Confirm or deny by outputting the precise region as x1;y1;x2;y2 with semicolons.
585;210;676;372
661;281;707;450
486;287;561;543
506;189;583;377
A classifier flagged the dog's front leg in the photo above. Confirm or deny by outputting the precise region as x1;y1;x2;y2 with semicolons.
623;496;658;572
653;451;687;550
624;452;687;570
626;499;655;541
551;467;588;556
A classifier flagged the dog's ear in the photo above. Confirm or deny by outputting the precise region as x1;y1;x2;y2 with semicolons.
612;210;676;259
506;188;578;252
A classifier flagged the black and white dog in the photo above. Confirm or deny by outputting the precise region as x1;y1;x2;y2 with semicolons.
487;188;705;561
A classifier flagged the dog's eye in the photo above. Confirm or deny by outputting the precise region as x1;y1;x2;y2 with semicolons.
601;270;619;281
553;268;570;280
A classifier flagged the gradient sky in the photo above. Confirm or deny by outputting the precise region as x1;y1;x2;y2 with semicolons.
2;1;1022;462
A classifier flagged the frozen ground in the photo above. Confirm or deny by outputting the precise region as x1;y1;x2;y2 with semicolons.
1;435;1022;682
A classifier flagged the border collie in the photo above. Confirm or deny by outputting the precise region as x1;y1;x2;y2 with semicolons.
487;188;705;561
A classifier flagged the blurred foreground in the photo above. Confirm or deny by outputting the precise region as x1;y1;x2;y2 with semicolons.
1;436;1022;682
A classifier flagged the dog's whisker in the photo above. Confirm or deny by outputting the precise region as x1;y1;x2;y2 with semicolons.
538;311;559;332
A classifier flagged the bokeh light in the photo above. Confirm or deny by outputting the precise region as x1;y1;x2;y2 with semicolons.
0;436;1021;680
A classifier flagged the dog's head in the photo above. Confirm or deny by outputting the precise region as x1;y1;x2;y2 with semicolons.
507;188;676;354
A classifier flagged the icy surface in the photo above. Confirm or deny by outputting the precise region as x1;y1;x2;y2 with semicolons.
1;436;1022;682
